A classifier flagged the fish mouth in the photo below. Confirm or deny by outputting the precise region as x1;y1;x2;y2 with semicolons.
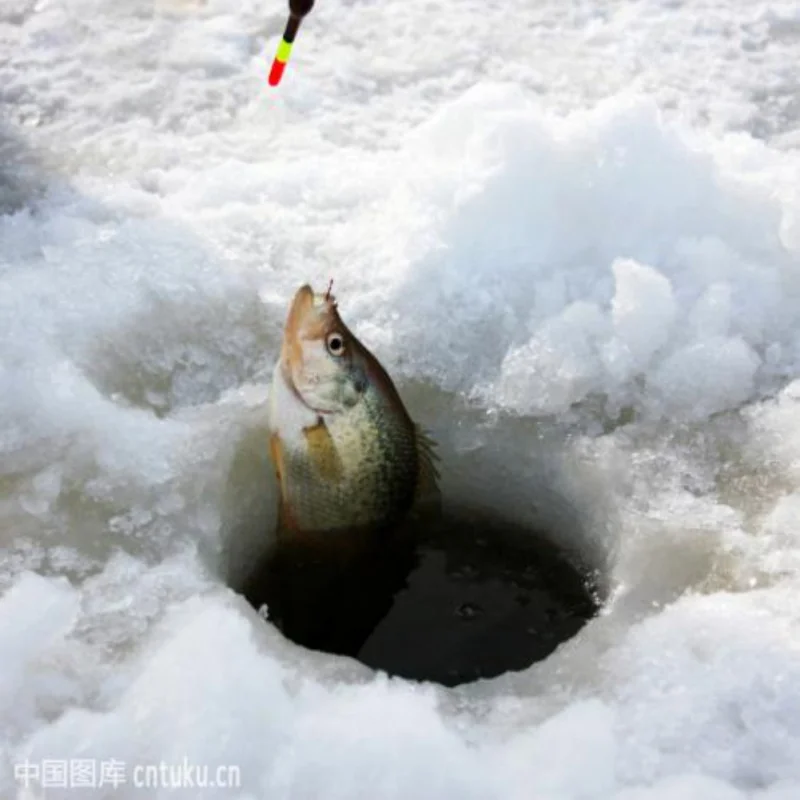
286;283;336;330
285;284;316;334
282;283;334;349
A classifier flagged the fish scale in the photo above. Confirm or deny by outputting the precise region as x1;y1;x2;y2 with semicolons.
280;389;419;533
268;284;439;539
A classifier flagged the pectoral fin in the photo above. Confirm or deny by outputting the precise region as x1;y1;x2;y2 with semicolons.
303;418;344;483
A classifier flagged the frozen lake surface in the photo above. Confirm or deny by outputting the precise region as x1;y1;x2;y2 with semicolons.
3;0;800;797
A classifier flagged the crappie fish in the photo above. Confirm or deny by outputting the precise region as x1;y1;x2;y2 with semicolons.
268;283;438;538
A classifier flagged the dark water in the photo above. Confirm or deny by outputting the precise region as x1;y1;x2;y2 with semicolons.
242;509;600;687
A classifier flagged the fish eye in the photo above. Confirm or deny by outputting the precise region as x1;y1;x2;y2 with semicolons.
326;332;345;357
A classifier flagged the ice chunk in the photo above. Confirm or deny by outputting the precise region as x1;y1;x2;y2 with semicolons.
649;337;761;420
496;301;609;415
603;258;677;382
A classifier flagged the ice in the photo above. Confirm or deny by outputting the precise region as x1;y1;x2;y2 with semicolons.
604;259;676;383
610;589;800;787
0;573;80;738
649;336;761;421
4;0;800;797
496;301;609;416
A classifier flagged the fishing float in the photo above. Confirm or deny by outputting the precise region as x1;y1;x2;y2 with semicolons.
268;0;315;86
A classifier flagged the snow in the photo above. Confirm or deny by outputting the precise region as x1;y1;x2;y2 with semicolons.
3;0;800;797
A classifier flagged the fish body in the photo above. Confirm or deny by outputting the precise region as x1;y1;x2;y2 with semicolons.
268;284;438;538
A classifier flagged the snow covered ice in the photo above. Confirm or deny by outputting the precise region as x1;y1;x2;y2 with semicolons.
3;0;800;797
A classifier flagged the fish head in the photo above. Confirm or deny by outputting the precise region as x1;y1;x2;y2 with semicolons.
278;283;373;415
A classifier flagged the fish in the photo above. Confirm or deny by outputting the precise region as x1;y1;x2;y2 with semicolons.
268;282;439;540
